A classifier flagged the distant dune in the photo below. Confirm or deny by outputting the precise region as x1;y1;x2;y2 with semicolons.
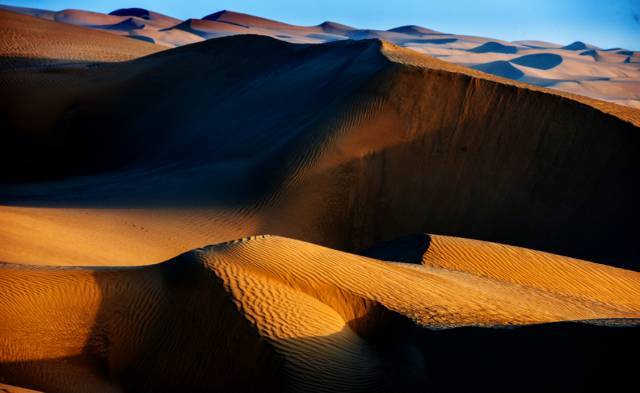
0;9;163;68
472;60;525;78
1;6;638;107
468;41;520;54
510;53;563;69
1;6;639;392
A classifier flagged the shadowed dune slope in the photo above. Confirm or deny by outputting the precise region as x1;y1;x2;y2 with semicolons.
472;60;525;79
109;8;150;19
562;41;597;51
468;41;519;53
0;10;163;68
1;34;640;269
510;53;563;69
1;235;639;392
387;25;442;35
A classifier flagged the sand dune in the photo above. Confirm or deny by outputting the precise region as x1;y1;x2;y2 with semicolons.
388;25;442;35
203;9;295;29
472;60;524;78
468;41;520;53
510;53;563;69
0;33;639;270
562;40;598;51
2;6;637;107
1;7;640;392
1;235;639;392
0;9;163;68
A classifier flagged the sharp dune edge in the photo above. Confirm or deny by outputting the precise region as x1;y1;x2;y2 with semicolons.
1;7;640;392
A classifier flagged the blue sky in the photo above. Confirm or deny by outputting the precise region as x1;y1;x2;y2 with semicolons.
4;0;640;49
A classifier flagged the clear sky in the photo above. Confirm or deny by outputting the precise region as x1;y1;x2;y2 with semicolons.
4;0;640;49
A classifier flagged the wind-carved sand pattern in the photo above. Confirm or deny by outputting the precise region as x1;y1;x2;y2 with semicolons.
1;5;640;393
2;236;640;392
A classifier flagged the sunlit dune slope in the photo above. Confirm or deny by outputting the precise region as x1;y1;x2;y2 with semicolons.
1;34;638;269
1;235;639;392
0;10;163;68
370;234;640;310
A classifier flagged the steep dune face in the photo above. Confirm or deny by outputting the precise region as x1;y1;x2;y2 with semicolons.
0;36;389;182
264;43;640;268
1;235;639;392
1;34;639;269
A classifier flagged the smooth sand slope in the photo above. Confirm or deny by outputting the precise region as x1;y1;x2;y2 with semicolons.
2;235;639;392
0;10;163;68
3;6;638;108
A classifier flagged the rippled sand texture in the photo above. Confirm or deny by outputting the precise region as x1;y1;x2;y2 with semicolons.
1;7;640;393
2;235;639;392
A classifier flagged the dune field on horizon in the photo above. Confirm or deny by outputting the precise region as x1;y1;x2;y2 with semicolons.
2;4;639;109
1;4;640;392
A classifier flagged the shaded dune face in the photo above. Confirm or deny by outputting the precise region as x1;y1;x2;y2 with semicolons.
1;35;639;270
509;53;563;69
109;8;151;20
1;235;639;392
472;59;525;78
468;41;519;54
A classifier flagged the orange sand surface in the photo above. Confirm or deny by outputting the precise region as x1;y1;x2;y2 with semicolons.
1;7;639;392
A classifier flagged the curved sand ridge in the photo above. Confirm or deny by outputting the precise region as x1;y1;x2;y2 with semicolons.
1;34;639;269
1;235;639;392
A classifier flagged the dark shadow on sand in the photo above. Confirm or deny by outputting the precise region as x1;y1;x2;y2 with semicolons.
510;53;563;70
469;41;519;54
